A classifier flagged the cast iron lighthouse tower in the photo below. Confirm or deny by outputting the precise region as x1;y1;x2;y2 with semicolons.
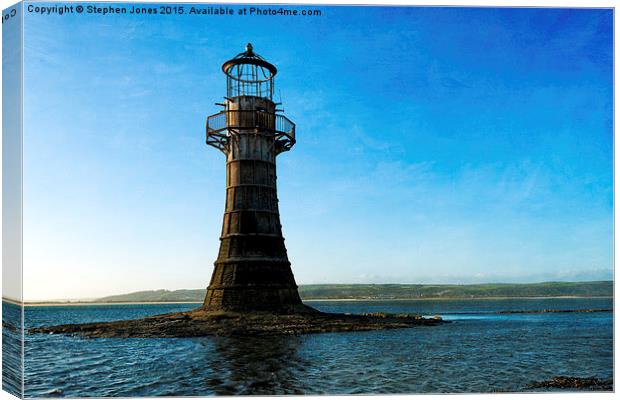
203;44;302;312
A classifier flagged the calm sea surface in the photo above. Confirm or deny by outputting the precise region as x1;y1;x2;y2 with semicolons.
6;298;614;396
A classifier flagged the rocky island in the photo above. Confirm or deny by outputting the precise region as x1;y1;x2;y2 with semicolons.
29;306;448;338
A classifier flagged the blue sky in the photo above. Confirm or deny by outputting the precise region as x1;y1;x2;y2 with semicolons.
20;4;612;300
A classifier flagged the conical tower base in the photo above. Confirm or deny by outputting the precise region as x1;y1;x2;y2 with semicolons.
203;259;303;312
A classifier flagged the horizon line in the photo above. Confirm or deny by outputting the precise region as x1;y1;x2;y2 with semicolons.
10;279;614;303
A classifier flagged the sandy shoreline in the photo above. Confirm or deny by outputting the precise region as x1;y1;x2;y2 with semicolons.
3;295;613;307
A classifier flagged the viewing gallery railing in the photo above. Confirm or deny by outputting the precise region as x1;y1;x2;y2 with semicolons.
206;110;296;154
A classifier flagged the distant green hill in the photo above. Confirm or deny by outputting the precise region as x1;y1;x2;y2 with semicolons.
98;289;204;303
298;281;613;299
96;281;613;303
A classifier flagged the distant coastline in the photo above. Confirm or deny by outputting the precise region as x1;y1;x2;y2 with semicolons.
6;281;614;306
10;296;613;307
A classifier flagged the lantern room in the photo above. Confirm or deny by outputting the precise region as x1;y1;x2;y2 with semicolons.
221;43;277;100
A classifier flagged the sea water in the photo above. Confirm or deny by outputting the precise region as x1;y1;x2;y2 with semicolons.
3;298;613;396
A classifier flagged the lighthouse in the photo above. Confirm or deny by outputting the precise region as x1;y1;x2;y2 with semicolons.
203;44;303;312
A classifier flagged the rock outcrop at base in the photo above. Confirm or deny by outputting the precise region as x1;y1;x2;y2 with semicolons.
528;376;613;391
28;306;448;338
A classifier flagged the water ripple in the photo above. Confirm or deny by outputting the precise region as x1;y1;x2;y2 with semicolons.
19;298;613;396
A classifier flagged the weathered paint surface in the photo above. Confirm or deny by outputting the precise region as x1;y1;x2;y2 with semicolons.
203;95;302;311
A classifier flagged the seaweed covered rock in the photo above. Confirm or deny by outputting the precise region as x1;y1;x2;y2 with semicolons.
28;307;449;338
529;376;613;391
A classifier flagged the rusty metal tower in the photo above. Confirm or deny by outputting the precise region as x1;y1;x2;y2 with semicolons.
203;44;302;312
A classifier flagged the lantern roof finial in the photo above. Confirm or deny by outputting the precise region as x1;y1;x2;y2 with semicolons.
221;44;277;77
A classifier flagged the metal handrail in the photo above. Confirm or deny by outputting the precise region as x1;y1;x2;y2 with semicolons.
206;110;296;154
